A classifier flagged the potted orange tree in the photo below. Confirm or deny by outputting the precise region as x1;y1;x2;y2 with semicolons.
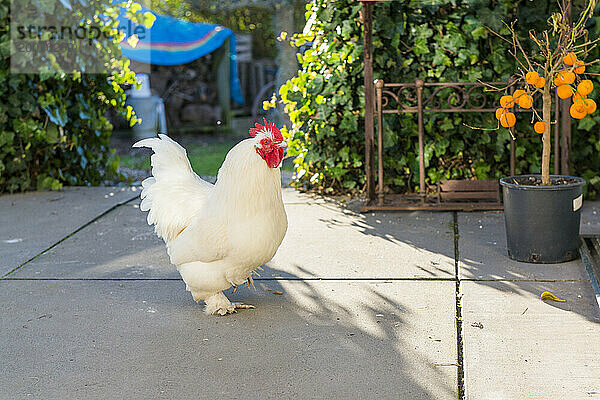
493;1;596;263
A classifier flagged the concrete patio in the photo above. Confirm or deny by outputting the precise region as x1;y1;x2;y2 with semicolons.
1;186;599;399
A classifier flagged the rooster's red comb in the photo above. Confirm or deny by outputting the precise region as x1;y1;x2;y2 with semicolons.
249;118;283;142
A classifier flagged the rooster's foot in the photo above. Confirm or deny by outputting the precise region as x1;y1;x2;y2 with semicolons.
210;302;255;315
204;292;254;315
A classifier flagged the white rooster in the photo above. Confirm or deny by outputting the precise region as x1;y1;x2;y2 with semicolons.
133;120;288;315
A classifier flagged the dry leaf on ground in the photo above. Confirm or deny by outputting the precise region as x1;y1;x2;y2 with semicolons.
541;291;566;302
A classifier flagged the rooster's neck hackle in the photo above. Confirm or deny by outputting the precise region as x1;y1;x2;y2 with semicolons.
213;139;282;217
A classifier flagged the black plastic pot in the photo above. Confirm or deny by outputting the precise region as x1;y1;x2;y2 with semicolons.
499;175;585;263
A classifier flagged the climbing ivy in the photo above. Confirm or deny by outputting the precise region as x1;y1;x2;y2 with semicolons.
279;0;600;197
0;0;150;192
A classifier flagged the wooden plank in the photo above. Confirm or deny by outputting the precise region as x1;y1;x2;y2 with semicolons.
360;202;503;212
439;180;499;192
235;34;252;63
439;191;500;201
359;194;503;212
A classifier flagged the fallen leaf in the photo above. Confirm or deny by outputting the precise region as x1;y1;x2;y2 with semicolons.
272;291;283;295
541;291;566;302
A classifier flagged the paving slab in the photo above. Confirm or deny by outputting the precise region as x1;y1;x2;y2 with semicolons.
269;204;455;279
0;279;457;400
459;212;589;281
9;203;174;279
462;280;600;400
11;201;455;280
0;187;139;277
581;201;600;235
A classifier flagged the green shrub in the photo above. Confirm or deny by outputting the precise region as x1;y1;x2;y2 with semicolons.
280;0;600;198
0;0;149;192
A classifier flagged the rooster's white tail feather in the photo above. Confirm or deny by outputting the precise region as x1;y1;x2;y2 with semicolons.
133;135;213;243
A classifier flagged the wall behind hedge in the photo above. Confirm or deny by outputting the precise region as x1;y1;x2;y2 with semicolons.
280;0;600;198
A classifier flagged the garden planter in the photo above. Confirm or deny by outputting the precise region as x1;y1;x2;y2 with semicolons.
499;175;585;263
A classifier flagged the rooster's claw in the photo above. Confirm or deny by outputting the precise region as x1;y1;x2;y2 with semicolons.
233;302;255;310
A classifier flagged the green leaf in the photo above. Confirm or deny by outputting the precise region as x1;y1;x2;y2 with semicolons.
577;117;596;132
471;26;488;40
383;123;397;149
306;75;324;95
130;2;141;13
142;11;156;29
413;37;430;56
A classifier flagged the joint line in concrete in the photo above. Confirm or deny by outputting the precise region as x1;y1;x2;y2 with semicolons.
454;211;465;400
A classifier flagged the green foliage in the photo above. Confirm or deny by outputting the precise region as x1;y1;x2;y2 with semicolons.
0;0;149;192
280;0;600;197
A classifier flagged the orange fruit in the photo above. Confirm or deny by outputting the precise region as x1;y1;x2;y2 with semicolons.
535;76;546;88
570;102;587;119
519;94;533;109
562;70;576;84
584;98;597;114
563;52;577;65
557;85;573;99
553;76;564;86
534;121;546;134
513;89;526;104
500;112;516;128
577;80;593;96
555;70;576;86
526;71;539;85
500;95;515;108
574;60;585;74
495;108;506;120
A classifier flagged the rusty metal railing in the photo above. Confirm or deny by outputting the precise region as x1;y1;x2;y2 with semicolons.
371;79;563;207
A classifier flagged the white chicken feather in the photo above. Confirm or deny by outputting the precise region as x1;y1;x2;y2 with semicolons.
133;121;288;315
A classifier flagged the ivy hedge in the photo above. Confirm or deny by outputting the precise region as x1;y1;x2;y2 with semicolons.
280;0;600;197
0;0;149;192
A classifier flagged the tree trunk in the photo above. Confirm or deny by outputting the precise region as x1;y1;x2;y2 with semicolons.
542;83;552;185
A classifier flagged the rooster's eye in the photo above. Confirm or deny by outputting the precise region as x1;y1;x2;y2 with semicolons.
261;139;269;146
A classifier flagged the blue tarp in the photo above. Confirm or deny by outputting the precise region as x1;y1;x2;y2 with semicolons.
118;9;243;104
